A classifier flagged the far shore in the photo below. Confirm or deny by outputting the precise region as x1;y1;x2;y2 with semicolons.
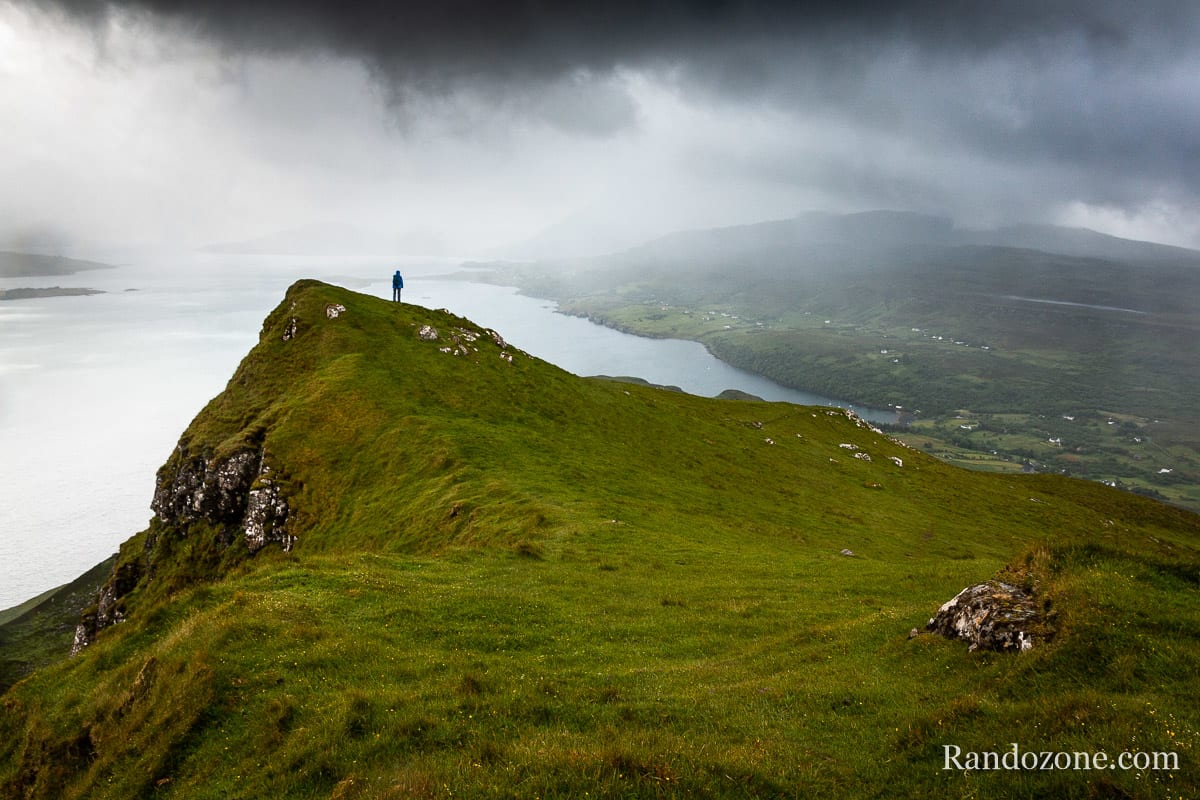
0;287;105;301
0;250;116;279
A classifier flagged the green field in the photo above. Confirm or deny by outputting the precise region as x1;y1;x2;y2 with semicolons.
2;281;1198;799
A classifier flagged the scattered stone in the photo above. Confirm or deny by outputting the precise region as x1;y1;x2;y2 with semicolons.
282;317;298;341
764;438;775;445
839;443;858;450
854;452;872;461
908;627;920;640
451;327;481;344
844;408;885;434
418;325;439;341
487;328;507;348
840;548;855;557
325;303;346;319
889;456;903;468
439;346;452;353
926;580;1040;652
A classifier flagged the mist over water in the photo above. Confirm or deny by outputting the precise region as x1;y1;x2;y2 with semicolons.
0;256;888;609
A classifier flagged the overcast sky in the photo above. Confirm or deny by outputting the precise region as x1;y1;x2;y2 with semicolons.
4;0;1200;256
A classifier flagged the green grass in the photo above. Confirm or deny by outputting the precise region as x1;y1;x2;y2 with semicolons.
0;557;115;692
2;281;1199;799
487;253;1200;513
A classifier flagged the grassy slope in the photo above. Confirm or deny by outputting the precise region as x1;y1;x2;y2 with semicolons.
492;247;1200;510
0;558;115;692
1;281;1199;799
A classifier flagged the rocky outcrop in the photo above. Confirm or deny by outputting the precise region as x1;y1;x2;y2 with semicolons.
151;445;294;552
926;580;1041;652
242;463;292;554
72;446;293;655
70;562;142;655
152;448;257;528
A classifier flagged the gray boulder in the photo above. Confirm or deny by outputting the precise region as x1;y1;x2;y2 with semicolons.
926;580;1040;652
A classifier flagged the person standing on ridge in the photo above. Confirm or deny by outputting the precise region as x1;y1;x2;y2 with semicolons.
392;270;404;302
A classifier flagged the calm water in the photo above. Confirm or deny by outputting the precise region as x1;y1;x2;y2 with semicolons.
0;254;890;609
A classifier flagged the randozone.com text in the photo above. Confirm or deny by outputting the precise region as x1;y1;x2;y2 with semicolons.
944;743;1178;772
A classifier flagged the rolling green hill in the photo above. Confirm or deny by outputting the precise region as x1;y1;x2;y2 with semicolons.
2;280;1199;799
480;212;1200;509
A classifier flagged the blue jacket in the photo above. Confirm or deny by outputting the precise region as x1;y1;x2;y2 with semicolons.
392;271;404;289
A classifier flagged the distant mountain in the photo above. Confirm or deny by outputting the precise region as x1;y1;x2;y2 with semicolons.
0;251;115;278
200;221;448;256
967;223;1200;264
618;210;957;264
0;287;105;301
608;210;1200;269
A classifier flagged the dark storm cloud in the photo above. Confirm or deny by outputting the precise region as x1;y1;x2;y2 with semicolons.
19;0;1200;243
37;1;1199;86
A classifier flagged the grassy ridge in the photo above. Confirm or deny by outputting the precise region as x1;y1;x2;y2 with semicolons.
2;281;1199;798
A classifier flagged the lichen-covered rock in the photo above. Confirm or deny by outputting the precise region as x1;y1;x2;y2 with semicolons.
152;447;261;526
151;447;293;549
452;327;480;343
244;466;294;554
70;561;142;655
69;620;93;656
926;580;1039;652
74;445;294;654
